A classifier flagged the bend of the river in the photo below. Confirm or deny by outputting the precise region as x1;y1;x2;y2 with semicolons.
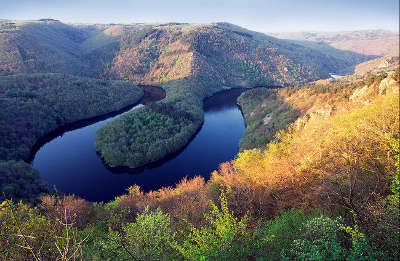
32;88;246;202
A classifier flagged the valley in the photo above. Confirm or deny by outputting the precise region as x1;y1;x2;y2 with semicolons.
0;19;374;174
0;15;398;260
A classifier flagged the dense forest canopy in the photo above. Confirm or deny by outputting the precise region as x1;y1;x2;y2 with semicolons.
0;73;143;161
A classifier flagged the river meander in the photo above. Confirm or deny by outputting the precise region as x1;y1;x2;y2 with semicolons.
31;88;246;202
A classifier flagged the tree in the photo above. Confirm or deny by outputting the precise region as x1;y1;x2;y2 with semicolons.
174;192;253;260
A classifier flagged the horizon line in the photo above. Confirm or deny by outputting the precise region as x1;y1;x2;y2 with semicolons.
1;17;399;34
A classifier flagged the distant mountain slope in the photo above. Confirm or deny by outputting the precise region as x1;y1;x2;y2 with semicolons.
106;22;373;86
354;53;400;75
0;20;374;84
0;20;89;75
269;30;399;56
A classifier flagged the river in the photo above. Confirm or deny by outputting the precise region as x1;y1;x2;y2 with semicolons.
31;88;246;202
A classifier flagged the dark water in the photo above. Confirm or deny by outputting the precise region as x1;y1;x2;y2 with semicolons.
32;89;246;202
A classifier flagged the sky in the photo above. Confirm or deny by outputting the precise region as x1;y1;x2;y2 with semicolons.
1;0;398;33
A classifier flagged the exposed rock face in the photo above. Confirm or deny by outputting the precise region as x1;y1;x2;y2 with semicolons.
291;71;399;133
263;114;272;125
347;73;399;105
350;85;370;103
309;106;334;120
378;76;399;95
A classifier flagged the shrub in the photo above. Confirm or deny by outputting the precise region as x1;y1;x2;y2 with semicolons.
258;209;320;259
281;216;347;260
124;207;178;260
173;192;254;260
280;214;387;261
99;207;179;260
0;200;50;260
0;199;90;260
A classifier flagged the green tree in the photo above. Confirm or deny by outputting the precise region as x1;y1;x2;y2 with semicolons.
174;192;253;261
99;207;178;260
281;216;346;261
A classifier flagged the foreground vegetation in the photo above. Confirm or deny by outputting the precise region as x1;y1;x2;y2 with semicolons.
3;191;396;260
2;69;398;260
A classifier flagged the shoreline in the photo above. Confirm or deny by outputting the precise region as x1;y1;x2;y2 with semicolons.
26;85;165;163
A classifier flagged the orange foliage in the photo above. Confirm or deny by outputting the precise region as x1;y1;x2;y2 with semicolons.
211;76;399;217
114;177;210;227
40;195;94;229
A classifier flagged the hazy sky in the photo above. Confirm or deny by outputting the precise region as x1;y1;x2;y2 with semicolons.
1;0;398;33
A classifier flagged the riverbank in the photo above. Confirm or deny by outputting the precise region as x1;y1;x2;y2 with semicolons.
237;87;301;150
